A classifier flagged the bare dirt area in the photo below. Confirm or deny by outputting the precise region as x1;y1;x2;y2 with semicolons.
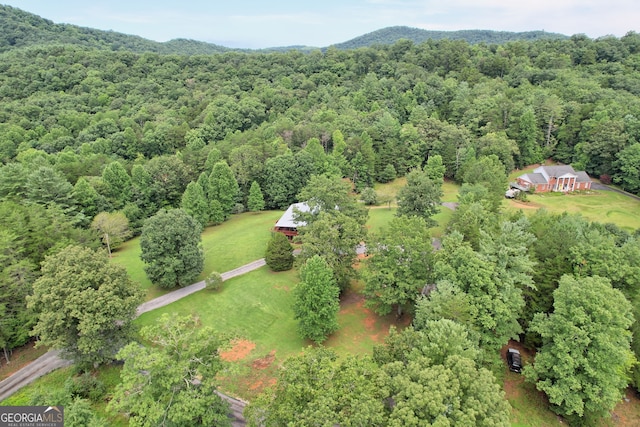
252;350;276;370
220;339;256;362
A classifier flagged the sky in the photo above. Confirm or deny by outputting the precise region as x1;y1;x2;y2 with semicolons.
4;0;639;48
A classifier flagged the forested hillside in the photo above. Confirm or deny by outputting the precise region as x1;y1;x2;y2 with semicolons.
0;5;231;54
332;26;568;49
0;5;568;54
2;9;640;424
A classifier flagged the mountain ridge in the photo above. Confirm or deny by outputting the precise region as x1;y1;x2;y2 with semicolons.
0;5;570;54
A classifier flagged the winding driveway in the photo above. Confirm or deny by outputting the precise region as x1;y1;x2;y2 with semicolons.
0;259;268;424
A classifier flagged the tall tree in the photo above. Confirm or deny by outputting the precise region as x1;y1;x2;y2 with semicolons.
396;168;442;226
180;181;210;228
140;209;204;288
245;347;386;427
462;155;507;212
101;161;131;210
526;275;635;422
27;245;143;368
293;255;340;343
109;314;231;427
208;160;240;220
90;211;131;256
247;180;265;212
363;216;434;317
373;324;510;427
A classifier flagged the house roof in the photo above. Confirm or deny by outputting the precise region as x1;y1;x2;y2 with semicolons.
575;171;592;183
518;165;591;185
534;165;577;180
519;173;547;184
274;202;310;229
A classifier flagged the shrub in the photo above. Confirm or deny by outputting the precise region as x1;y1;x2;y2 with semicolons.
64;373;106;402
205;271;224;291
233;203;245;214
265;232;294;271
599;174;612;185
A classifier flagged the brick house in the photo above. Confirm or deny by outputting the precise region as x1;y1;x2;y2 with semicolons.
516;165;592;193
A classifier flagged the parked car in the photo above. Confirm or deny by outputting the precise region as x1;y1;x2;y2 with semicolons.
507;348;522;373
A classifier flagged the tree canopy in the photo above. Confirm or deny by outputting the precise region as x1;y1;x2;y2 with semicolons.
140;208;204;288
27;245;143;367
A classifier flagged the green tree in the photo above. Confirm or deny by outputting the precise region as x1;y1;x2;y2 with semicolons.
265;232;294;272
245;347;386;427
396;168;442;226
72;177;101;218
293;255;340;343
462;155;507;212
297;173;368;226
296;211;364;292
109;314;231;427
140;209;204;288
180;181;209;228
27;245;143;367
101;161;131;210
516;107;543;167
90;211;131;256
373;325;510;427
432;232;524;350
363;216;434;317
360;187;378;205
247;180;265;212
526;275;635;422
26;166;77;215
208;160;239;220
614;142;640;193
424;154;446;186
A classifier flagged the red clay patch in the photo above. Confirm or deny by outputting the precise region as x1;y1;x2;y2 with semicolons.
252;350;276;370
220;339;256;362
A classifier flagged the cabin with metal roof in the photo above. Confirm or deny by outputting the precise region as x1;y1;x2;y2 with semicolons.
273;202;310;240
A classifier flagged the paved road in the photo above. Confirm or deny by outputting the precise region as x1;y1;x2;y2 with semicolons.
591;182;640;201
137;258;266;316
0;350;72;402
0;259;268;423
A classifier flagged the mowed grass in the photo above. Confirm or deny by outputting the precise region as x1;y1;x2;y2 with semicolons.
111;210;283;299
505;190;640;232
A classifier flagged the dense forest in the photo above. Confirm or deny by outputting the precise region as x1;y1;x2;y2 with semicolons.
2;5;640;425
332;26;568;49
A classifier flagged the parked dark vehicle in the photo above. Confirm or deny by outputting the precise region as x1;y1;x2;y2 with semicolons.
507;348;522;373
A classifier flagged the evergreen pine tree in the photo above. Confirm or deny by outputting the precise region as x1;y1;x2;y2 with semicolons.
265;232;294;272
247;181;265;212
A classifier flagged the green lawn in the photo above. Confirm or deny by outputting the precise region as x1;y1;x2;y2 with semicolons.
111;210;283;299
505;190;640;232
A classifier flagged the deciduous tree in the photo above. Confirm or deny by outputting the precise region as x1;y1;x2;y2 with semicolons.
27;245;143;367
526;275;635;422
109;314;231;427
396;168;442;226
90;211;131;256
293;255;340;343
140;208;204;288
363;216;434;317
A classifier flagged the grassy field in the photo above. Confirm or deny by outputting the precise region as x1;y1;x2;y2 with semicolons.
111;210;283;299
5;175;640;425
505;190;640;231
